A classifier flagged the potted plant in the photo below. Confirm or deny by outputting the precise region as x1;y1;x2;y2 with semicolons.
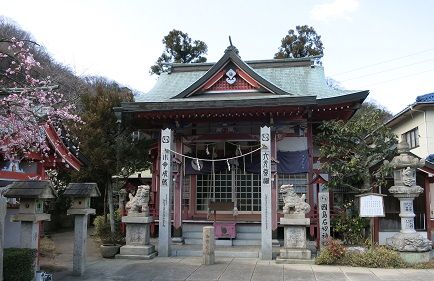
93;210;124;258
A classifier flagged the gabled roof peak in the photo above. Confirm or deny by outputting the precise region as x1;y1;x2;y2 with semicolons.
172;45;292;98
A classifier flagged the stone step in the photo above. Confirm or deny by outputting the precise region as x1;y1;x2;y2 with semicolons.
182;223;212;232
172;249;259;258
183;232;203;239
235;232;261;240
183;230;261;239
184;238;262;246
182;223;261;233
237;225;261;233
184;239;234;246
233;239;261;246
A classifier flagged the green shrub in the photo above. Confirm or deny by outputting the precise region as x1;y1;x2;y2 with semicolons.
344;246;406;268
316;240;407;268
315;238;346;265
332;201;369;245
4;248;37;281
93;210;124;245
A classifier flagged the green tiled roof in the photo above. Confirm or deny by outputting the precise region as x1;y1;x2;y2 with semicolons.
136;60;363;103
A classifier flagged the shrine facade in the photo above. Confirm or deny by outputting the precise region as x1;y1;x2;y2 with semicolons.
116;46;368;258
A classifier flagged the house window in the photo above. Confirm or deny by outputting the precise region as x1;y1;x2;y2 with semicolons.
277;173;308;209
402;127;419;149
196;170;261;212
236;173;261;211
196;172;233;211
182;175;191;207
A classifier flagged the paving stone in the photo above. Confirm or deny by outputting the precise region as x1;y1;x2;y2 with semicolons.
219;259;256;281
284;264;316;281
311;265;348;281
251;263;283;281
186;261;231;281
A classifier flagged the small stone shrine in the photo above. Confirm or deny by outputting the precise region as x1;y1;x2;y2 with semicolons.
116;185;157;259
385;140;432;263
64;183;100;276
276;184;312;263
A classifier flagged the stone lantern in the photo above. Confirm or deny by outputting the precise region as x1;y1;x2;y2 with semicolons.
64;183;100;276
386;140;432;263
64;183;100;212
4;180;56;249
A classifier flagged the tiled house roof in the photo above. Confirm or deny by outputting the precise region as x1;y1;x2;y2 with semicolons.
136;48;365;103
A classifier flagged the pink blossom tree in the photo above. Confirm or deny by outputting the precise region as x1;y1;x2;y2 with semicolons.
0;38;81;160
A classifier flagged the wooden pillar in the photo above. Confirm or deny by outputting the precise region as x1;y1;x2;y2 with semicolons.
307;122;314;215
173;138;183;237
271;132;278;233
260;126;272;260
425;176;432;240
190;175;197;218
158;128;173;257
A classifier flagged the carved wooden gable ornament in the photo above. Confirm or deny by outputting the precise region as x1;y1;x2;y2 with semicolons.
172;45;291;99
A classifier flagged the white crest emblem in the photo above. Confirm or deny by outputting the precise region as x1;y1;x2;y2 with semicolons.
226;69;237;84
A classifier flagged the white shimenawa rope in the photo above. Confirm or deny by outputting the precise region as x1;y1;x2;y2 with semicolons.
165;144;265;162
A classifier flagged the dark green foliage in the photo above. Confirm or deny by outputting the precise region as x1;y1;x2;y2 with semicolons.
93;210;124;244
316;102;397;193
332;201;369;245
343;247;406;268
274;25;324;59
316;242;406;268
71;78;151;211
4;248;37;281
150;29;207;75
315;238;346;265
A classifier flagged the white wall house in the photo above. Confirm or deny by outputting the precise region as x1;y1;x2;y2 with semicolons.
384;93;434;242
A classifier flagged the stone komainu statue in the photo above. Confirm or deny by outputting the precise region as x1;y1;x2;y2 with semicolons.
280;184;310;215
125;185;150;216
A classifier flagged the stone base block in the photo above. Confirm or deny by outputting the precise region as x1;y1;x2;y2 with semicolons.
280;217;310;226
399;251;430;264
116;251;157;260
118;245;156;258
202;253;215;265
172;237;184;245
387;232;432;252
275;257;315;264
279;248;311;260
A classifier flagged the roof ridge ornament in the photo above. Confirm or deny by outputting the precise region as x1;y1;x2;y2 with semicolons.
225;36;239;55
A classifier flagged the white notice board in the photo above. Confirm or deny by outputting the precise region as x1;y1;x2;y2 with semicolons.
359;194;385;217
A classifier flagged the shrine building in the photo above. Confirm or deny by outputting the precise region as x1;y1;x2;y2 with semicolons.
115;46;368;258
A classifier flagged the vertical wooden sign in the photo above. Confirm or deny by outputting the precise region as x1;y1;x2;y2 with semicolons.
260;126;272;260
159;128;173;257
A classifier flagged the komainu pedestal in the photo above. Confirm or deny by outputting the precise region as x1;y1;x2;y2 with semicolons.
116;185;157;260
276;185;313;264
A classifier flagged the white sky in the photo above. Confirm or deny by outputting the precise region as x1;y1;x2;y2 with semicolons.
2;0;434;114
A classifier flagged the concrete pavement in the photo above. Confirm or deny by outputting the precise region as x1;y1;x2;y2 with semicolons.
50;256;434;281
39;230;434;281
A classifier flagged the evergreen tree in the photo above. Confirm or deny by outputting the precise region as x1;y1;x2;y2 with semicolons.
316;102;396;193
275;25;324;59
150;29;207;75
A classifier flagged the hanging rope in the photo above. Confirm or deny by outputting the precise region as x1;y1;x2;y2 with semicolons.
165;145;264;162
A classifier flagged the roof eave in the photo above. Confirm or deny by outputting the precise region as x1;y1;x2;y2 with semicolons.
385;101;434;127
317;90;369;105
